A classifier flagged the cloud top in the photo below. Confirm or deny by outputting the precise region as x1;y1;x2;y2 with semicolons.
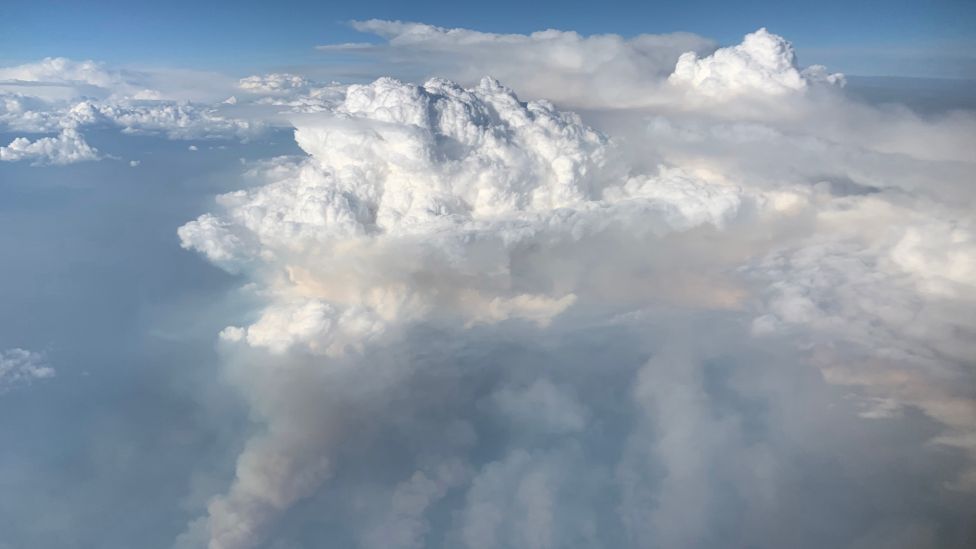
0;128;99;165
318;19;715;108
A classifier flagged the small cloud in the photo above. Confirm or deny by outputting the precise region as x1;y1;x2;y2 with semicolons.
0;348;54;393
188;145;198;151
129;159;141;167
315;41;377;52
0;128;100;165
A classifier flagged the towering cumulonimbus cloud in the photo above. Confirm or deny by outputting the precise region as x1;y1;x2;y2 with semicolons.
178;75;757;549
179;75;750;357
175;28;976;549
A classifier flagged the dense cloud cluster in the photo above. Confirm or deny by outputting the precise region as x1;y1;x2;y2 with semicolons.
0;59;262;165
2;22;974;549
169;26;976;549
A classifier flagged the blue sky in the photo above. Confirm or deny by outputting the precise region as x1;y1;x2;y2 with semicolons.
3;0;975;77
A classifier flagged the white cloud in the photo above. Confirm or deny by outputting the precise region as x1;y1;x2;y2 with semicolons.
317;19;715;109
0;128;99;165
0;348;54;392
0;22;958;549
747;195;976;487
0;82;259;167
66;100;258;140
0;57;238;103
177;75;769;548
668;28;844;99
0;57;160;101
238;73;313;94
0;58;262;163
176;59;976;547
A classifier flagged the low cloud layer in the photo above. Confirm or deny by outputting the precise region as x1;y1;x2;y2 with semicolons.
0;58;262;166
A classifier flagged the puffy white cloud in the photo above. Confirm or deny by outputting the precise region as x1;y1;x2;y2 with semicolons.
0;89;258;167
85;22;969;549
0;128;99;165
179;76;749;350
16;20;976;549
1;97;257;139
178;75;768;548
90;101;256;140
0;57;262;164
318;19;714;109
234;72;348;113
0;348;54;392
319;22;851;113
669;28;844;99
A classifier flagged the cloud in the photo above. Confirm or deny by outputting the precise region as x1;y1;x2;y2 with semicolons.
0;128;99;165
317;19;715;109
235;73;347;113
0;58;262;167
176;51;976;547
0;97;258;143
177;75;765;548
0;57;238;103
86;101;257;140
2;20;972;549
747;195;976;487
668;28;844;99
238;73;314;95
0;348;54;392
0;57;159;101
0;57;263;166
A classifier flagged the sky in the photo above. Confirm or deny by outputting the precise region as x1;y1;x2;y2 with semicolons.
2;0;976;77
1;3;976;549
